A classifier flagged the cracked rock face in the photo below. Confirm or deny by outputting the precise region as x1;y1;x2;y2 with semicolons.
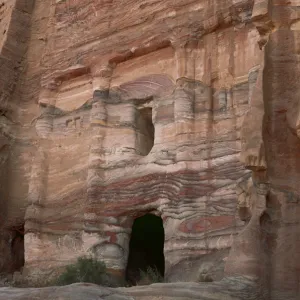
0;0;300;299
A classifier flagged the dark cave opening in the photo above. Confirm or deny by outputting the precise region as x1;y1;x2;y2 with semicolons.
125;214;165;285
9;223;25;272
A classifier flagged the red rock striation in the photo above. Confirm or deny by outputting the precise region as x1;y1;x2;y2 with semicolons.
0;0;299;299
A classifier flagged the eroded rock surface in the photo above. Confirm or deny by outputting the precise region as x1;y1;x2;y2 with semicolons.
1;0;259;282
0;278;258;300
0;0;300;299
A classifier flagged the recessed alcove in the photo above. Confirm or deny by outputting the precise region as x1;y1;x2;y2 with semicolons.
125;214;165;285
9;223;25;272
136;107;155;156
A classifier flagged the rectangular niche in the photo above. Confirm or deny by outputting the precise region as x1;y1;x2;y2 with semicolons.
136;107;155;156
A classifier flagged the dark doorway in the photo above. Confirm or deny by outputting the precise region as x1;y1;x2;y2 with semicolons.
125;214;165;285
10;223;25;272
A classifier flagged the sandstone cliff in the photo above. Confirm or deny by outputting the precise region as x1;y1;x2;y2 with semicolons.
0;0;299;299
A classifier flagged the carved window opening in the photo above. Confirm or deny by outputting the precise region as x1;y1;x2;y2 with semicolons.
66;119;73;128
66;117;82;129
74;116;82;128
136;107;154;156
125;214;165;286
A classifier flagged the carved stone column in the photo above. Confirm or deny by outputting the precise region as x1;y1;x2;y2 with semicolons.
35;83;57;139
87;65;111;203
225;177;268;278
84;65;130;278
24;147;48;277
85;66;110;231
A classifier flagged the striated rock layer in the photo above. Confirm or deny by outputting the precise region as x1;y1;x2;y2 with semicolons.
23;0;258;282
0;0;300;299
0;279;258;300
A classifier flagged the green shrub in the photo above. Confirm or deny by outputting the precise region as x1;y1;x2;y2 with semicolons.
138;266;164;285
56;256;111;286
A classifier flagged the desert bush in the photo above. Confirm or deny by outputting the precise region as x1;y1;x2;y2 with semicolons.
138;266;164;285
55;256;113;286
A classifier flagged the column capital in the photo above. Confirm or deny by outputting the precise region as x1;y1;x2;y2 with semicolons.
91;64;113;92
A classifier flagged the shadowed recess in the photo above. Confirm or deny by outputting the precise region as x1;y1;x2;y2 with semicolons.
136;107;155;156
8;223;24;273
126;214;165;285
